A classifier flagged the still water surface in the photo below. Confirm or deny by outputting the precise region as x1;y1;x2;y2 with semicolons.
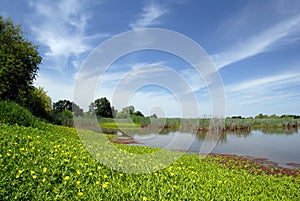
129;128;300;168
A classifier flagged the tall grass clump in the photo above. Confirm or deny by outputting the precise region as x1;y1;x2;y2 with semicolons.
0;101;37;127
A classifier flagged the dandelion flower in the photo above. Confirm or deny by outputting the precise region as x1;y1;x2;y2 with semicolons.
89;172;93;176
143;196;148;201
95;181;100;185
76;181;81;185
103;175;108;179
170;172;175;176
32;175;37;179
64;176;70;180
78;191;83;196
77;170;81;175
18;170;23;174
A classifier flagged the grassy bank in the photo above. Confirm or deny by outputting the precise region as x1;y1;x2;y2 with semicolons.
0;122;299;200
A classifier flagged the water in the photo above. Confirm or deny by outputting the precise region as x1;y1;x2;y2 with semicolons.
127;128;300;168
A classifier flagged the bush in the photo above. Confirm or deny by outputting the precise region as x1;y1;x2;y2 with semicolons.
0;101;36;127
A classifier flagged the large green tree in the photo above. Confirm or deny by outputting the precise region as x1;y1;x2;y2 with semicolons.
53;100;83;116
0;16;42;101
93;97;113;118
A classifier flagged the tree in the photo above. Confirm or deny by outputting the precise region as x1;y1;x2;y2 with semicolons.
132;110;144;117
94;97;113;118
24;87;52;119
150;113;158;118
116;105;135;118
0;16;42;101
53;100;83;116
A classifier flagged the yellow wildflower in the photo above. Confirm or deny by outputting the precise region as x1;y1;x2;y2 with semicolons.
78;191;83;196
102;182;109;189
103;175;108;179
42;178;46;183
30;171;35;175
32;175;37;179
76;181;81;185
19;148;25;151
95;181;100;185
18;170;23;174
142;196;148;201
77;170;81;175
42;167;47;173
88;172;93;176
64;176;70;180
170;172;175;176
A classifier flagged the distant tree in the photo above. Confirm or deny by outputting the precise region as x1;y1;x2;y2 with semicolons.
53;100;72;113
150;113;158;118
72;102;83;116
53;100;83;116
88;102;96;116
231;116;244;119
132;110;144;117
0;16;42;102
94;97;113;118
116;105;135;118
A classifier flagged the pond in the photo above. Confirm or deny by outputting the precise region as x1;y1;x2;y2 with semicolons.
113;128;300;169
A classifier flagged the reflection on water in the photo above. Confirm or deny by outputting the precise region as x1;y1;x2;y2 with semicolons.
117;127;299;168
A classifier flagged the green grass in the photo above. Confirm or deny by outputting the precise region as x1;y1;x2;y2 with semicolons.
0;122;299;200
100;122;141;129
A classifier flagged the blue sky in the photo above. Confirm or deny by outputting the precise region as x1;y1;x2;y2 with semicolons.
1;0;300;117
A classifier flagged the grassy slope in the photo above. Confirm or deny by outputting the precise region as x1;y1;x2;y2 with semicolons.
0;123;299;200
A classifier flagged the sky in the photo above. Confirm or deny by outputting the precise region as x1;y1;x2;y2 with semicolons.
1;0;300;117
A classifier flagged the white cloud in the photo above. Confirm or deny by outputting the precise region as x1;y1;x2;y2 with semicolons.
229;72;300;92
225;71;300;116
28;0;109;71
213;14;300;69
130;2;167;29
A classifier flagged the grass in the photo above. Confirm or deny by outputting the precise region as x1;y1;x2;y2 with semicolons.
100;122;141;130
1;122;299;200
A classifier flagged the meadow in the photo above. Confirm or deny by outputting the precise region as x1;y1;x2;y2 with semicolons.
1;122;300;200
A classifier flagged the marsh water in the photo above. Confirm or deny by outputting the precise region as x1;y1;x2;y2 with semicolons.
114;127;300;168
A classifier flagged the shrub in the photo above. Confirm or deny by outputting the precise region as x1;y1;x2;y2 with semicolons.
0;101;36;127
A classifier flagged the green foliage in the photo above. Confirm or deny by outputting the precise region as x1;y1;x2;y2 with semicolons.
116;105;135;118
0;16;41;101
0;101;36;127
22;87;52;120
0;122;299;200
50;109;74;127
92;97;113;118
53;100;83;116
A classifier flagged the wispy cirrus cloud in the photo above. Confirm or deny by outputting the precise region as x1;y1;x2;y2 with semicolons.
225;70;300;116
213;14;300;69
28;0;110;70
129;1;167;29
